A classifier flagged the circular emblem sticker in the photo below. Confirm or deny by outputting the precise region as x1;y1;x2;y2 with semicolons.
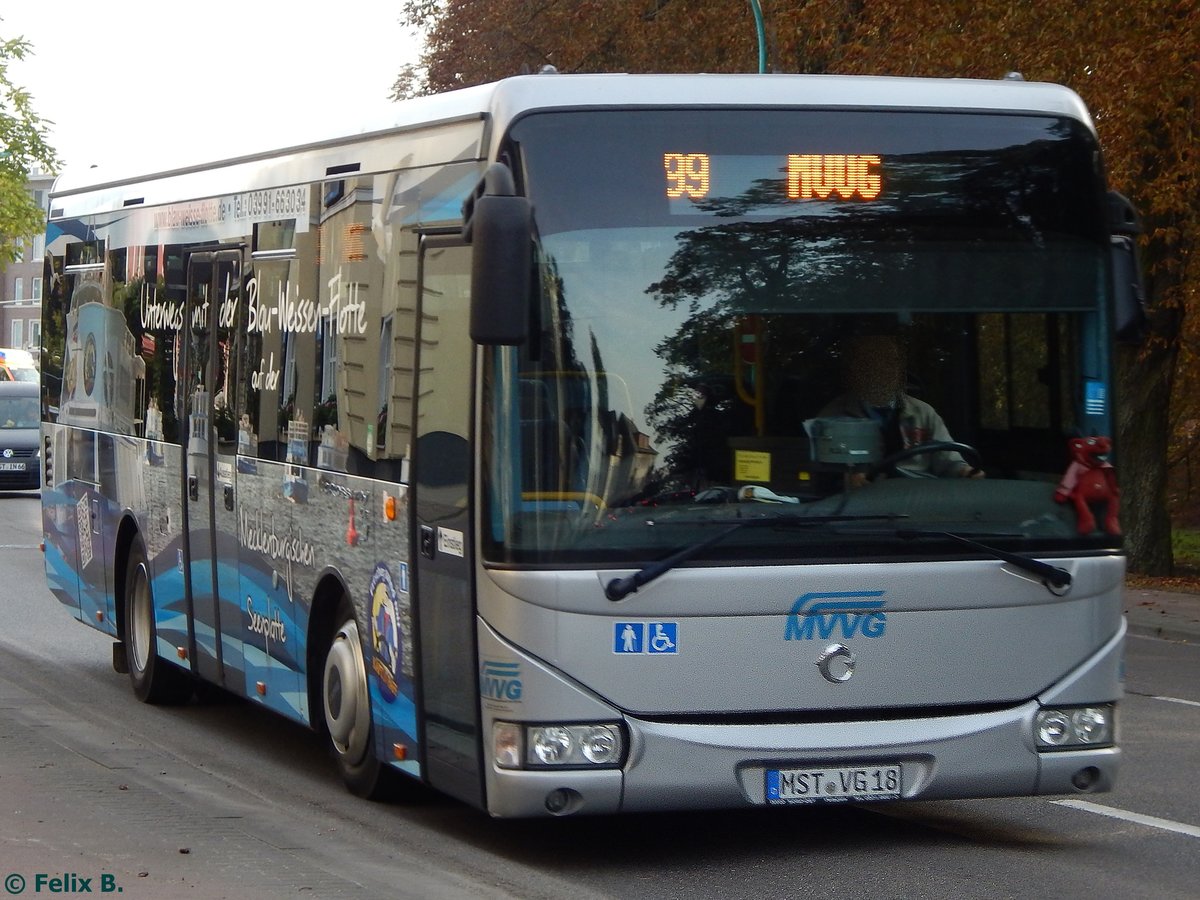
369;564;400;702
83;333;97;398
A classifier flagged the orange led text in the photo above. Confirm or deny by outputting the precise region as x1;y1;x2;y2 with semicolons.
664;153;711;199
787;154;882;201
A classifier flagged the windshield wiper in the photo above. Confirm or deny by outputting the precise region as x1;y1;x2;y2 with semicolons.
899;529;1073;591
604;514;906;602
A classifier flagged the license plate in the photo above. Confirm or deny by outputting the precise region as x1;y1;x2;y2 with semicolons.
766;764;901;804
0;462;25;471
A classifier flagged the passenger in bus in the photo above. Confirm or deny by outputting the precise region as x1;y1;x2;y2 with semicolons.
819;333;983;481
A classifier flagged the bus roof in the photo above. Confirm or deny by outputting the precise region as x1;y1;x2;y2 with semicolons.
483;71;1093;128
50;73;1094;206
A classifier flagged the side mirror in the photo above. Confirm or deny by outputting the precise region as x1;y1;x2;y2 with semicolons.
1106;191;1146;344
463;163;532;345
1111;235;1146;344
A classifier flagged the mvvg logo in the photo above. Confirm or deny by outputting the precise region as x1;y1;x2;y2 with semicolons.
785;591;887;641
480;660;523;702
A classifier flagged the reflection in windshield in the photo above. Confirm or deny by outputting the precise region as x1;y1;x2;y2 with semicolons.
482;109;1115;565
0;397;39;429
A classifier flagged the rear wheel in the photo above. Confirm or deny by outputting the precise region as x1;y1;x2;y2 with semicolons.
323;597;392;798
124;540;192;704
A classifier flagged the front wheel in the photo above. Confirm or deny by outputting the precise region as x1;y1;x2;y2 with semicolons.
323;598;392;798
124;539;192;704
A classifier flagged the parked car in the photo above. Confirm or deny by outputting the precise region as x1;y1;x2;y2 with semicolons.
0;381;40;491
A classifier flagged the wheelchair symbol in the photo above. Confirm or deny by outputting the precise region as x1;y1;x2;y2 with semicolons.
647;622;678;654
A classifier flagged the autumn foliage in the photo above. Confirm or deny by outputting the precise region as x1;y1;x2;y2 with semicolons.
401;0;1200;573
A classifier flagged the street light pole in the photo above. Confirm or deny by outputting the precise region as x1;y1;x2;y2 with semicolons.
748;0;767;73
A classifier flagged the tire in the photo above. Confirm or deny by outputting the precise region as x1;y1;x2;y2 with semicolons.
124;539;193;704
322;596;393;799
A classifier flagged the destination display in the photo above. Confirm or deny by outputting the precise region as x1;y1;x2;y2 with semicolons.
664;152;883;203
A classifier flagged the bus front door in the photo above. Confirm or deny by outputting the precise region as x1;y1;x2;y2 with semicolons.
182;250;244;688
412;239;482;807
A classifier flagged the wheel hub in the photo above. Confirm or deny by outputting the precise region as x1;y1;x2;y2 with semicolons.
323;620;370;764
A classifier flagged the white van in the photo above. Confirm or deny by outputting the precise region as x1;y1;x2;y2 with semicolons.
0;348;38;383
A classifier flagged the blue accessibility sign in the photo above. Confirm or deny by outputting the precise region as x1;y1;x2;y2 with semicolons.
614;622;678;654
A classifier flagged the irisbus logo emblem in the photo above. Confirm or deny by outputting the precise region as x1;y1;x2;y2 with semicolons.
785;591;887;641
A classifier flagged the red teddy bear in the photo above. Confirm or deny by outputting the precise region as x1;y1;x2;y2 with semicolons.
1054;436;1121;535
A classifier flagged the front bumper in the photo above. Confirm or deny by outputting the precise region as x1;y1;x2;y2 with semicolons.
484;699;1119;817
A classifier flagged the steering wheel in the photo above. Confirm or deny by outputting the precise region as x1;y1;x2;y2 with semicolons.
868;441;982;480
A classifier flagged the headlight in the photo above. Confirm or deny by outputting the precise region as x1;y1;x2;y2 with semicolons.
1035;705;1114;750
531;726;573;765
1036;710;1072;747
492;721;625;770
579;725;620;764
1071;707;1112;743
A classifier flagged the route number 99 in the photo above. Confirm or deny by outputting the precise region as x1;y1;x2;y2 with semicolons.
664;153;711;199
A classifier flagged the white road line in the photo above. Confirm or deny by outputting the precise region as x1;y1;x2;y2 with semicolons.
1053;799;1200;838
1153;695;1200;708
1126;633;1198;643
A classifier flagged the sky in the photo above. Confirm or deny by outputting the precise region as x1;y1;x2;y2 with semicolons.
1;3;424;177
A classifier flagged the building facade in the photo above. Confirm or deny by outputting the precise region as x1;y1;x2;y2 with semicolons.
1;167;55;358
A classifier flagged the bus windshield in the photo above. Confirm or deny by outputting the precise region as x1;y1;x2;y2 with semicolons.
482;108;1115;565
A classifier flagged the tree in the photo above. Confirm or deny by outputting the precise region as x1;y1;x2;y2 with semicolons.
402;1;765;92
0;29;59;264
795;1;1200;575
401;0;1200;573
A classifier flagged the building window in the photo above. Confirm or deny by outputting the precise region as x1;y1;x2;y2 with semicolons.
28;319;40;349
32;277;42;300
377;315;393;449
321;313;337;397
11;320;22;348
13;278;22;302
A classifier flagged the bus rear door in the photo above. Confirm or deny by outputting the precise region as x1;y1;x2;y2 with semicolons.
182;250;244;688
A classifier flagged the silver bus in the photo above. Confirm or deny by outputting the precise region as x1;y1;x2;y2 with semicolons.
41;72;1139;817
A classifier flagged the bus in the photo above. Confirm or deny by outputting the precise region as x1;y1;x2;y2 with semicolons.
41;72;1141;818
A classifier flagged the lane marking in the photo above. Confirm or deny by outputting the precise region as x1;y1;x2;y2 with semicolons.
1053;799;1200;838
1152;695;1200;708
1126;633;1198;644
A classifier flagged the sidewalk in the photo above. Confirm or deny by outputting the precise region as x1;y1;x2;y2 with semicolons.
1124;585;1200;643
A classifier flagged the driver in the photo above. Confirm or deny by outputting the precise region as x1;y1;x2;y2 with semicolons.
819;333;983;480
